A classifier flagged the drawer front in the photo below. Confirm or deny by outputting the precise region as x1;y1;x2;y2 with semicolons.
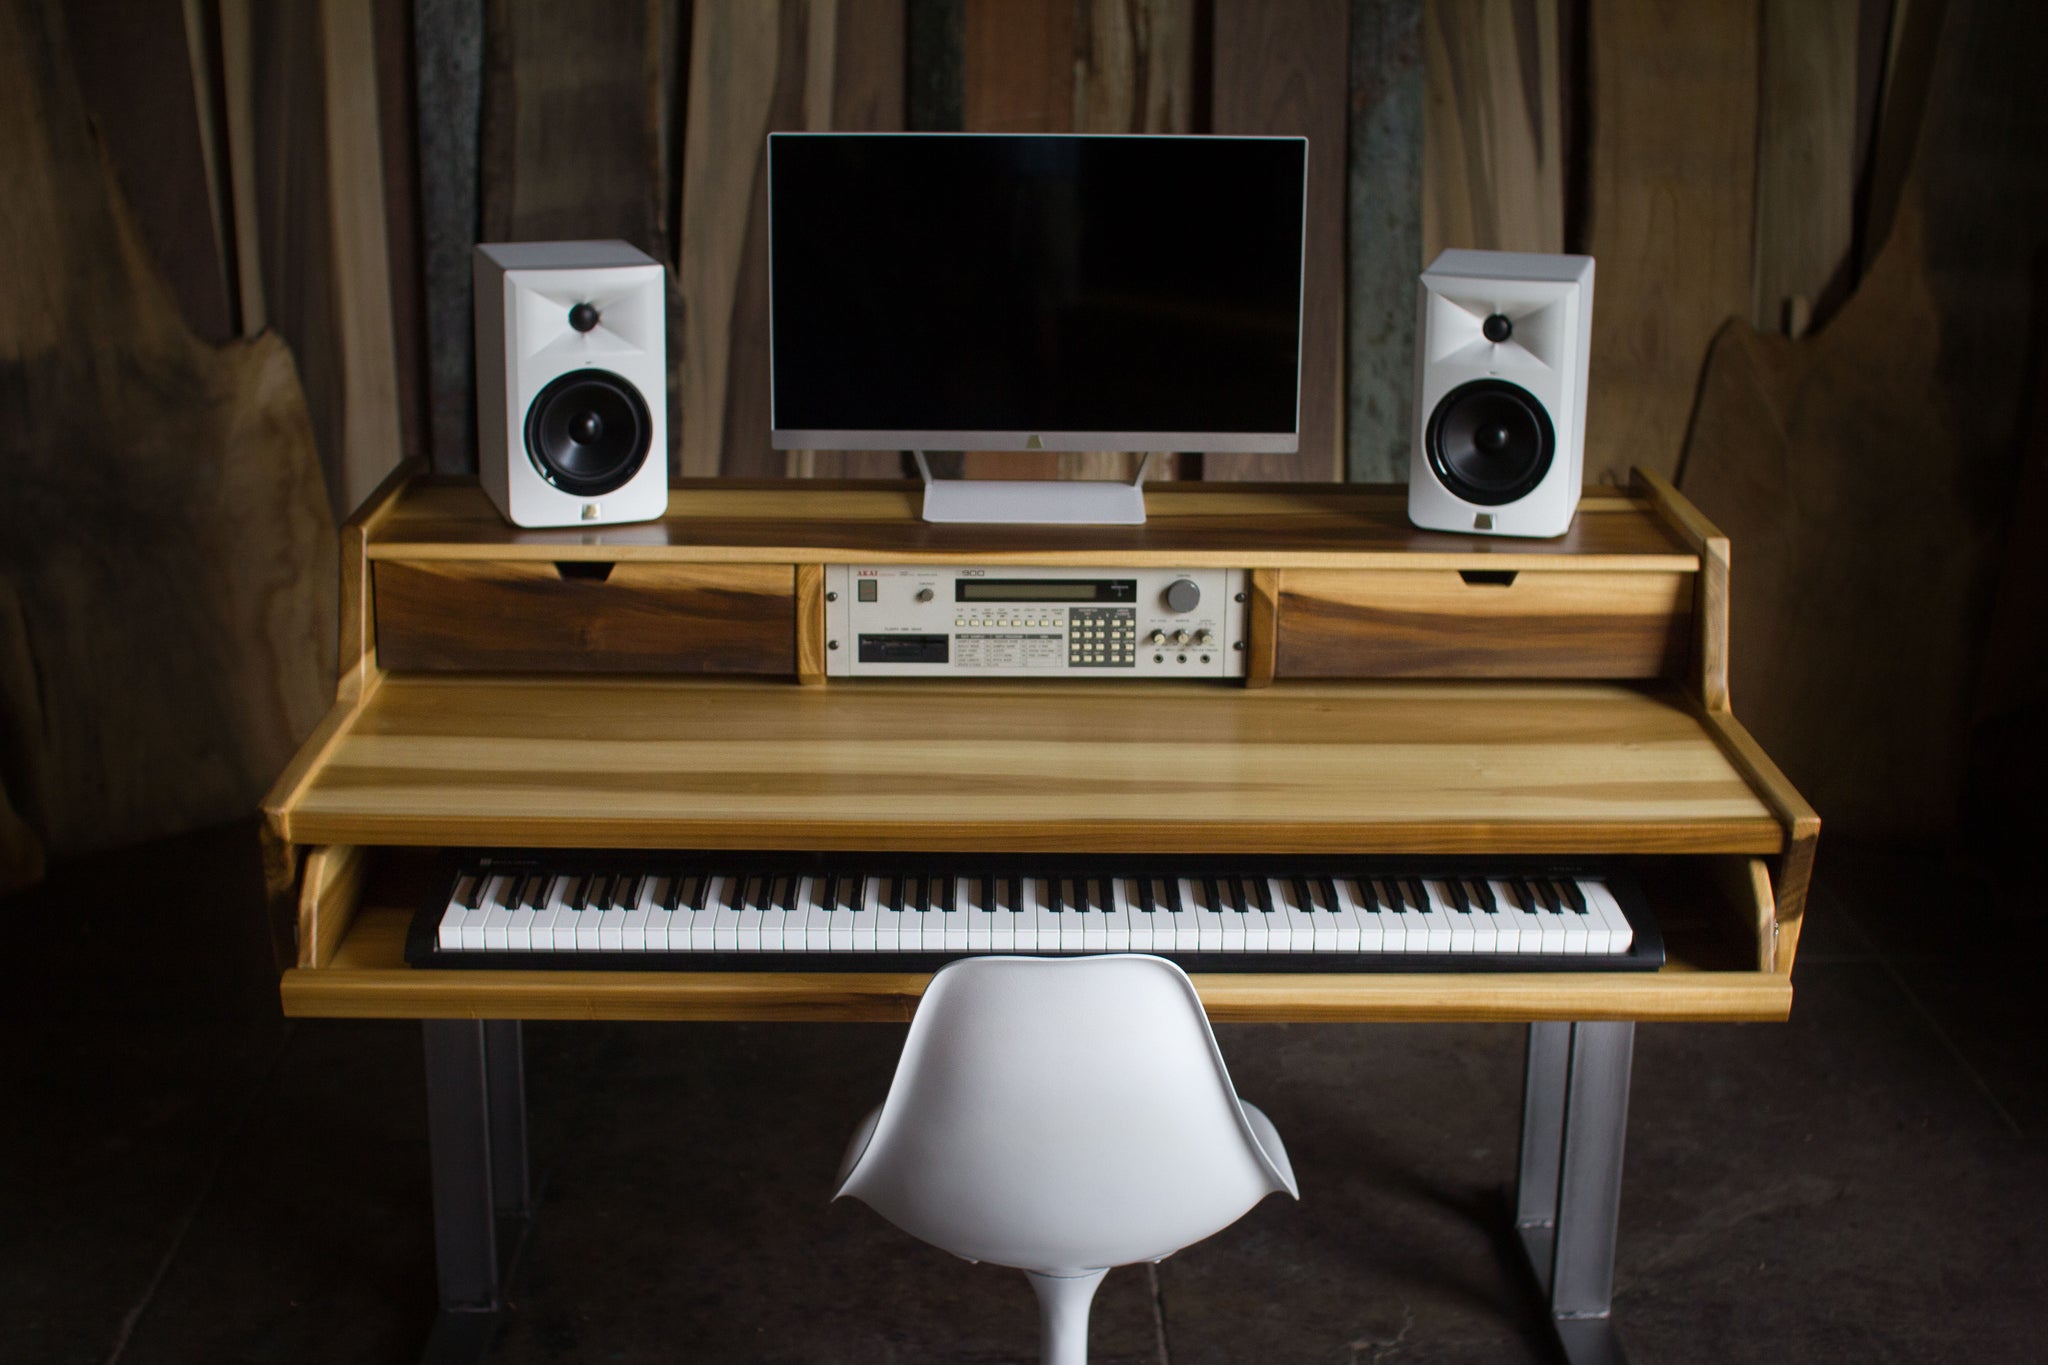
374;560;797;674
1275;569;1691;679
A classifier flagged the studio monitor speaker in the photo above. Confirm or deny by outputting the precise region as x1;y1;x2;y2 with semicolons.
1408;249;1594;539
474;240;668;528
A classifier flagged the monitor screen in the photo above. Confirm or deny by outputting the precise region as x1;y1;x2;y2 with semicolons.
768;133;1305;453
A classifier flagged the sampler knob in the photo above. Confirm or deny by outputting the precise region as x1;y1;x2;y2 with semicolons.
916;587;935;602
1163;578;1201;613
1150;629;1168;645
1195;629;1214;646
1173;629;1191;646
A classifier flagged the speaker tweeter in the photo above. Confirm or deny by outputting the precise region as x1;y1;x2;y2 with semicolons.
1407;249;1593;539
474;241;669;528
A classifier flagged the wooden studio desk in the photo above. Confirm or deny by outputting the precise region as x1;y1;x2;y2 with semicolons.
263;468;1816;1364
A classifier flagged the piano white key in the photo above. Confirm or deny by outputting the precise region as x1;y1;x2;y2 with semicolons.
1457;879;1497;953
820;877;856;952
1268;878;1313;952
520;875;561;949
954;876;986;952
504;874;540;950
1122;875;1155;949
1089;879;1128;951
1556;878;1607;954
1583;878;1633;953
754;876;786;952
1299;879;1339;952
850;874;884;952
731;875;763;951
460;873;508;950
778;875;811;949
614;874;647;950
683;875;717;950
1334;879;1381;951
1315;879;1362;952
708;873;743;951
1233;877;1269;952
484;873;524;951
1426;879;1475;954
1074;880;1106;952
438;873;476;950
1208;879;1245;952
1185;878;1223;951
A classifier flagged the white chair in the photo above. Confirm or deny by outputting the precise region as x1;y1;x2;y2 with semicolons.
832;954;1298;1365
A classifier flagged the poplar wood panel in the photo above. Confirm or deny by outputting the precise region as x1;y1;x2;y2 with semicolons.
365;481;1700;568
1275;569;1691;678
271;676;1780;853
279;904;1792;1023
372;560;796;674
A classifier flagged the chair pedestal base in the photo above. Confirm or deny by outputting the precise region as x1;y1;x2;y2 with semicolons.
1025;1268;1109;1365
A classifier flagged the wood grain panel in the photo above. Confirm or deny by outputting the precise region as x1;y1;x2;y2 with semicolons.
282;902;1792;1023
1633;467;1729;710
1421;0;1564;259
1582;0;1757;484
2;0;337;865
373;561;797;674
1753;0;1858;337
1211;0;1349;482
795;561;827;685
1275;569;1691;679
367;480;1701;567
270;675;1781;853
297;843;368;968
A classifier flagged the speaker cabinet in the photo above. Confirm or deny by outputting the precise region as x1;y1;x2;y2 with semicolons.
1408;249;1594;539
474;241;668;528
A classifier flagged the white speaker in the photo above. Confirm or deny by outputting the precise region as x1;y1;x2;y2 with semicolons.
473;240;669;528
1407;249;1594;538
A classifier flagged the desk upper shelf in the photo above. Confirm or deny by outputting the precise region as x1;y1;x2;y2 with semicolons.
366;479;1700;569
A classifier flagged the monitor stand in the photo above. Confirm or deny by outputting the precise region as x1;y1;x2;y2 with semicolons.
914;451;1154;525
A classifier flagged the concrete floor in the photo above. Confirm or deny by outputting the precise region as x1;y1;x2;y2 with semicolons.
4;824;2044;1364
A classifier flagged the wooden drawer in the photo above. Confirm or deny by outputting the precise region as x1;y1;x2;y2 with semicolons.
1274;568;1691;679
373;560;797;674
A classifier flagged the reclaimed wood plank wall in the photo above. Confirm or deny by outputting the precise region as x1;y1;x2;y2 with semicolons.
4;0;2044;888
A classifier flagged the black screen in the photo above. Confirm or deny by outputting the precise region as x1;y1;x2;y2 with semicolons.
769;134;1305;442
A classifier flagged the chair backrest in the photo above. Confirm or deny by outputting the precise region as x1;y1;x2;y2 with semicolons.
834;954;1296;1275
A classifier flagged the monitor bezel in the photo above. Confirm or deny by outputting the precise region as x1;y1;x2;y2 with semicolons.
766;131;1308;456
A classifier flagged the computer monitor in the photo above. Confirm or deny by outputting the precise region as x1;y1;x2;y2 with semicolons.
767;133;1306;522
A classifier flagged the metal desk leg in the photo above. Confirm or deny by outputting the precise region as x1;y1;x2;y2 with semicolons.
421;1020;532;1364
1516;1021;1635;1365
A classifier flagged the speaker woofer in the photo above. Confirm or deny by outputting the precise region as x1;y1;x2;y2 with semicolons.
1424;378;1555;506
524;369;653;496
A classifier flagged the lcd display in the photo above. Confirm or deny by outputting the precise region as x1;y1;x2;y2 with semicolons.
956;579;1134;603
769;134;1305;451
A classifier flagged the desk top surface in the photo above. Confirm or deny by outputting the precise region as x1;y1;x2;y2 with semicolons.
270;676;1778;854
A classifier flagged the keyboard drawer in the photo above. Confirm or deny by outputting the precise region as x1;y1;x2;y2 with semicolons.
373;559;797;674
1274;568;1691;679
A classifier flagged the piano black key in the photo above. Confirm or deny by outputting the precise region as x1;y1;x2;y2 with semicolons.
618;873;645;911
1443;877;1470;913
456;872;484;910
769;875;792;912
1468;876;1496;913
584;874;612;910
890;875;907;914
1290;878;1313;914
1086;878;1106;913
1317;877;1341;913
1522;878;1552;913
515;872;543;909
1206;875;1232;914
1403;877;1429;914
820;873;841;914
931;871;949;912
1558;878;1588;914
1166;877;1185;913
1138;877;1156;914
744;875;766;913
663;873;685;913
1049;877;1064;914
1251;876;1274;913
